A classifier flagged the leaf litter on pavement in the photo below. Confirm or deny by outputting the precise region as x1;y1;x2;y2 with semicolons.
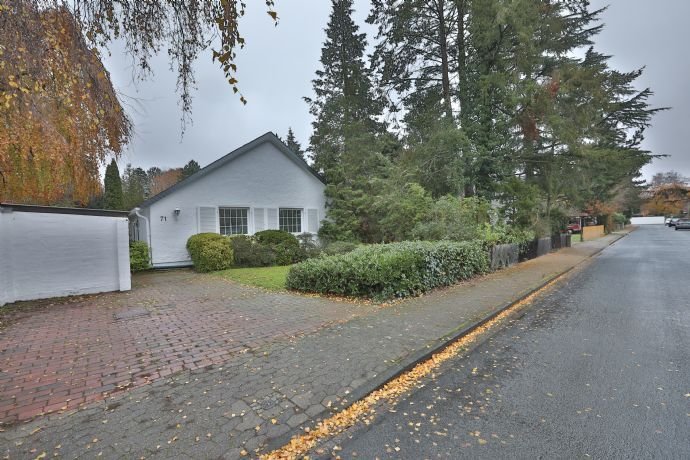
261;276;563;459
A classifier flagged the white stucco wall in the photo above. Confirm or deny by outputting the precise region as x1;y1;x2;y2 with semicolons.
0;210;131;306
630;216;665;225
141;141;326;267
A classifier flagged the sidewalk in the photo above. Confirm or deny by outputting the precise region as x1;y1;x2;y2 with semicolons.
0;231;629;459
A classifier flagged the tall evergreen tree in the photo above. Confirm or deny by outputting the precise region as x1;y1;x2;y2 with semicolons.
368;0;517;197
103;159;124;210
181;160;201;179
284;128;306;160
121;164;149;210
308;0;396;242
510;5;662;225
306;0;385;178
368;0;458;122
366;0;662;233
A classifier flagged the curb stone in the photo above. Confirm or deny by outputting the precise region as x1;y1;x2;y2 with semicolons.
262;229;632;454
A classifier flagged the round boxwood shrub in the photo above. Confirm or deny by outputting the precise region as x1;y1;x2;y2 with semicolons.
254;230;305;265
186;233;233;272
229;235;276;267
254;229;298;246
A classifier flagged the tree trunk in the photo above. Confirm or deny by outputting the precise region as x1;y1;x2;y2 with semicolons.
437;0;453;118
455;0;469;127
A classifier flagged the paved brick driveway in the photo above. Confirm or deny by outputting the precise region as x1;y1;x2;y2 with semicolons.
0;270;370;424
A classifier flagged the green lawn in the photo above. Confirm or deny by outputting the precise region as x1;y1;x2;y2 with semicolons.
215;265;290;291
571;234;582;244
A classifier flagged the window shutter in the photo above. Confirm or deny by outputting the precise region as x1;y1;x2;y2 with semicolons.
253;208;266;232
198;206;218;233
307;209;319;233
267;208;278;230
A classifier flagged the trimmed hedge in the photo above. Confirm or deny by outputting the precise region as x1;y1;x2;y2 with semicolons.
286;240;489;300
129;241;150;272
322;241;358;256
254;230;305;265
254;229;297;246
186;233;233;272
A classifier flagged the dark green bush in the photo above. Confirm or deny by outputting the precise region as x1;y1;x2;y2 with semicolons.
274;244;307;265
129;241;150;272
612;212;628;225
229;235;276;267
297;233;321;258
322;241;358;256
411;196;492;242
286;240;489;300
186;233;233;272
254;229;298;246
502;228;537;246
254;230;305;265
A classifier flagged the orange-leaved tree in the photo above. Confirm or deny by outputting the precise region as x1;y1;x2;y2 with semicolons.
149;169;183;197
641;184;690;216
0;0;130;206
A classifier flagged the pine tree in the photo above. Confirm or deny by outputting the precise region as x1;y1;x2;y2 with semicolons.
306;0;396;242
369;0;458;123
122;164;149;210
284;128;305;160
103;159;124;210
181;160;201;179
367;0;515;197
366;0;662;232
506;3;661;227
306;0;385;178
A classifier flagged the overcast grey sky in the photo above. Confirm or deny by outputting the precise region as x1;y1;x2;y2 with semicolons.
105;0;689;181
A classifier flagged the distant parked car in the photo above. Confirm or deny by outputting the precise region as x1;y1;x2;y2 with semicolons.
567;219;582;234
675;218;690;230
668;217;680;227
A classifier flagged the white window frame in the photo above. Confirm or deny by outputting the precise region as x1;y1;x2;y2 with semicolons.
278;207;304;234
218;206;251;235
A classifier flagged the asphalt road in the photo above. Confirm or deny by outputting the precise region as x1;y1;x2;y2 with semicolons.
331;225;690;459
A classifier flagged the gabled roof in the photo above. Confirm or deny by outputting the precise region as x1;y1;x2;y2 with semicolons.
137;132;324;209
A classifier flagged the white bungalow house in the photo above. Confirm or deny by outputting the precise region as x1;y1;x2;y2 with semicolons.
130;132;326;268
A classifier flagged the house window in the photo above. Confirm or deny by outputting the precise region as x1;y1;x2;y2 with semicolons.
279;208;302;233
219;207;248;235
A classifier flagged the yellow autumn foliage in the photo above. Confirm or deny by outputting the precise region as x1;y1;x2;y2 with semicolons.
0;1;130;205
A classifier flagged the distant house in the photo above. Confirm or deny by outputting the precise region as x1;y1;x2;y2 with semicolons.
130;132;326;268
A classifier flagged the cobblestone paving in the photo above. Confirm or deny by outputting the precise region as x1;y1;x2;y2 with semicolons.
0;234;626;459
0;270;371;424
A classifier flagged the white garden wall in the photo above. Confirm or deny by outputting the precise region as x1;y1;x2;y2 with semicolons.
630;216;665;225
0;204;131;306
